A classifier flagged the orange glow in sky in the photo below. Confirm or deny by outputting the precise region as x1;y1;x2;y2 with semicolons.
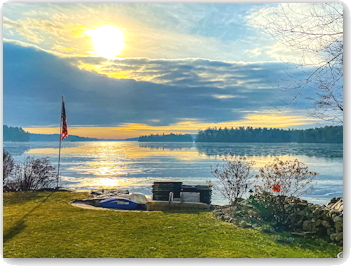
24;114;319;139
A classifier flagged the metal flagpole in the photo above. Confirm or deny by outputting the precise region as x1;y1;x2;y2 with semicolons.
57;95;64;189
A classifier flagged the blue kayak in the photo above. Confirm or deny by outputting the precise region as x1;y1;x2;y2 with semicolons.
99;198;139;210
98;193;148;210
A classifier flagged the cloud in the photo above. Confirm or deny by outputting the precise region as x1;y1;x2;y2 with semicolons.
246;3;343;64
211;95;237;99
69;56;305;90
3;41;316;134
2;3;277;62
3;16;90;54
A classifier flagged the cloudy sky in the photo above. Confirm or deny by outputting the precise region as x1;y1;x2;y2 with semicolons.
3;2;336;139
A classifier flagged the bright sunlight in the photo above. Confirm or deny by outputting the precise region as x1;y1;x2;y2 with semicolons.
85;25;125;58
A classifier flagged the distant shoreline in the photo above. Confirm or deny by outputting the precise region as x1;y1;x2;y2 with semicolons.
3;140;344;144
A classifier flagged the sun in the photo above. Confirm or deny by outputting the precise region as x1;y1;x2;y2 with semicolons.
85;25;125;58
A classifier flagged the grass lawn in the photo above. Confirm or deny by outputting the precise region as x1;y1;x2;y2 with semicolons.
3;191;342;258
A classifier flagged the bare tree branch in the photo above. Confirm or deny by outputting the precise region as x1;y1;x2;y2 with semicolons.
253;3;343;124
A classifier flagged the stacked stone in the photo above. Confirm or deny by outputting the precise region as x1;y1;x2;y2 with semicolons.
213;196;343;245
324;198;343;245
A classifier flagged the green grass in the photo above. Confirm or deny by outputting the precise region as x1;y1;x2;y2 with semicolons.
3;191;341;258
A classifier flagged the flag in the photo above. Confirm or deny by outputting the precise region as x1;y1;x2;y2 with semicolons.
61;99;68;140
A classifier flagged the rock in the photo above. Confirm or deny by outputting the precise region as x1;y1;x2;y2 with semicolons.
303;220;315;232
297;202;308;210
291;232;306;237
321;220;330;228
295;220;303;227
262;226;276;234
333;215;343;223
326;197;340;206
327;228;334;236
315;219;322;227
334;222;343;232
238;220;248;228
298;211;306;217
215;194;343;244
330;233;337;241
244;204;255;209
332;203;343;212
335;232;343;242
326;198;343;212
328;210;341;218
322;210;330;220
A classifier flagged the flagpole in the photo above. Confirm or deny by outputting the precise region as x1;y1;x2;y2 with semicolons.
57;95;64;189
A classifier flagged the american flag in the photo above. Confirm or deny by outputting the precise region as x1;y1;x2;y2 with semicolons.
61;99;68;140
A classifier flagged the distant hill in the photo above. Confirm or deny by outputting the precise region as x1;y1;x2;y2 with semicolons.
4;125;30;141
94;137;139;141
124;137;139;141
4;125;98;142
29;133;98;142
3;125;138;142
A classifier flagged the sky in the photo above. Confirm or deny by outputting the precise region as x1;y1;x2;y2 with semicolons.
2;2;343;139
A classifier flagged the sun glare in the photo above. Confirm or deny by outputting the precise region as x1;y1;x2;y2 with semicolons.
96;178;120;188
85;25;125;58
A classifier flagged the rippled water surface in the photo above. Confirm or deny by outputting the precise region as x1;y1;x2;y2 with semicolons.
4;141;343;205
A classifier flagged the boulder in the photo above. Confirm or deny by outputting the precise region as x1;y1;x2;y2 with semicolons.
327;228;335;236
297;202;308;210
334;222;343;232
335;232;343;242
326;198;343;212
303;220;315;232
333;215;343;223
330;233;337;241
321;220;330;228
239;220;252;228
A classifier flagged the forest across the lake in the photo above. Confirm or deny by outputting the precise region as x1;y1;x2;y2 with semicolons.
195;126;343;143
4;125;343;144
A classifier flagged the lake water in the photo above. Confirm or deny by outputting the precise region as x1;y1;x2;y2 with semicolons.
3;141;343;205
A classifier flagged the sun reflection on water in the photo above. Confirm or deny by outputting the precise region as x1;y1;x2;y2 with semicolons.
95;178;120;188
15;141;343;204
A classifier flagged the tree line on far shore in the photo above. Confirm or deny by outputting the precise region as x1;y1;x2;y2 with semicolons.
3;125;30;141
3;125;97;142
4;124;343;144
139;133;193;142
196;126;342;143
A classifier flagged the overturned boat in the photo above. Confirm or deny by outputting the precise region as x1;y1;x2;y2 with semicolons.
98;193;148;210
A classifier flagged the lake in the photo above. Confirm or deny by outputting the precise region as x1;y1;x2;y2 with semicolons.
3;141;343;205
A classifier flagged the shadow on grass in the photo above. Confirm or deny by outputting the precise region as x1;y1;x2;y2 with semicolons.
3;191;54;243
3;191;44;206
162;210;210;214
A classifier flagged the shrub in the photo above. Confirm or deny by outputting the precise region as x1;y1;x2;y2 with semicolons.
3;149;14;185
211;156;255;205
248;192;289;230
255;158;318;197
9;156;57;191
248;158;318;230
